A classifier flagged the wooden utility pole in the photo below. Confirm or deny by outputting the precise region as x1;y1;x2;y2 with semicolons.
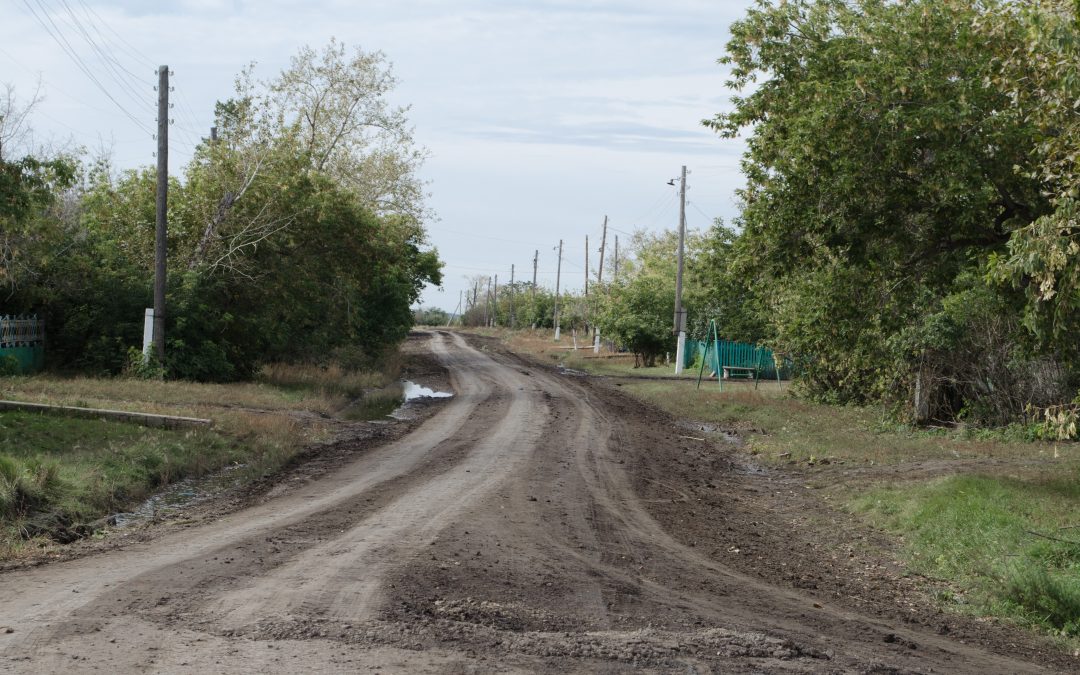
446;290;462;327
597;215;608;285
153;65;169;364
674;165;688;374
585;235;590;298
613;235;619;280
554;240;563;341
484;277;491;327
531;250;538;328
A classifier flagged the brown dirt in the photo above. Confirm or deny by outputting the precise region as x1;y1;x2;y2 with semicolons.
0;330;1074;673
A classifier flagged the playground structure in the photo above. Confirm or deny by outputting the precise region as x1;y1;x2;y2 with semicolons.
694;319;789;392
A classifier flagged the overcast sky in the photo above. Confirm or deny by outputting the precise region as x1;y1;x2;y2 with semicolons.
2;0;755;312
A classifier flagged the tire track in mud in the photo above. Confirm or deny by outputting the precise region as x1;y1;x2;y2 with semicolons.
0;331;1070;673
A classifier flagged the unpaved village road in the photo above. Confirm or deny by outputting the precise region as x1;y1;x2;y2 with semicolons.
0;331;1071;673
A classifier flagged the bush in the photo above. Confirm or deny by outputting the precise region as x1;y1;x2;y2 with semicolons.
0;355;18;376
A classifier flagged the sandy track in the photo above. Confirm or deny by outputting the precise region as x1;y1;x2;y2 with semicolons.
0;331;1069;673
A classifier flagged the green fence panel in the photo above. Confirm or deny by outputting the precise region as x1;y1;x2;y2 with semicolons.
685;339;792;380
0;315;45;375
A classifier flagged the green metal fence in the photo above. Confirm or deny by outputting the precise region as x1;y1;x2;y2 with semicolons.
0;315;45;374
685;338;791;380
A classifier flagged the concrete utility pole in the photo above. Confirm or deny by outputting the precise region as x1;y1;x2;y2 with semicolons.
674;165;688;375
493;273;498;327
153;65;169;364
509;264;516;328
554;239;563;341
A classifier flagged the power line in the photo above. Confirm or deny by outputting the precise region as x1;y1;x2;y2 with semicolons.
54;0;155;110
687;200;713;225
74;0;157;71
20;0;152;136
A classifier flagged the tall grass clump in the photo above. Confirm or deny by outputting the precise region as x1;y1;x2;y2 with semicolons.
0;456;64;520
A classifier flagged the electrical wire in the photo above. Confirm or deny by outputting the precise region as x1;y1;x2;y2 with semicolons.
74;0;157;71
54;0;155;113
688;201;714;225
20;0;152;136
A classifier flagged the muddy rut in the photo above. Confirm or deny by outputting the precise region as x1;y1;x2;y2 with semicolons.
0;331;1070;673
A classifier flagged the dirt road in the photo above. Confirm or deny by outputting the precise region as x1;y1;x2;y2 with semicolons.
0;331;1070;672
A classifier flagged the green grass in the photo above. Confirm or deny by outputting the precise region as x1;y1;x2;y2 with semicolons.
852;472;1080;639
615;379;1075;467
0;411;244;551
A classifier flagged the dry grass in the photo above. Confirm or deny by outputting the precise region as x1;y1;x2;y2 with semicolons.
259;362;393;402
621;379;1079;467
0;354;396;559
0;359;398;420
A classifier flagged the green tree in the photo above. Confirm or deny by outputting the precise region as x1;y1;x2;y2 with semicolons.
595;231;694;367
707;0;1048;413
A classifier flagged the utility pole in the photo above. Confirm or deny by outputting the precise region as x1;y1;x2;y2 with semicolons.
554;239;563;341
597;215;608;285
446;289;462;327
531;250;538;299
531;249;538;328
594;216;608;353
674;165;688;375
584;235;590;299
509;264;516;328
614;235;619;280
484;277;491;327
153;65;169;364
493;273;498;327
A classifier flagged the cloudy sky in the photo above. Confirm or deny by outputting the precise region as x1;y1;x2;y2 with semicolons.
2;0;755;312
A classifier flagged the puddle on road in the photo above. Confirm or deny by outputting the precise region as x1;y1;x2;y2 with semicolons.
342;380;453;422
112;464;246;528
391;380;453;420
402;380;453;400
557;365;589;377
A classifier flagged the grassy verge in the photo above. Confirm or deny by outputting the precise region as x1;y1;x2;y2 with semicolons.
477;327;1080;646
852;473;1080;640
0;358;401;560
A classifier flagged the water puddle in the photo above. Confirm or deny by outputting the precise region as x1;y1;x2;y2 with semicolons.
112;464;246;528
340;380;453;422
557;365;589;377
391;380;453;420
402;380;453;400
